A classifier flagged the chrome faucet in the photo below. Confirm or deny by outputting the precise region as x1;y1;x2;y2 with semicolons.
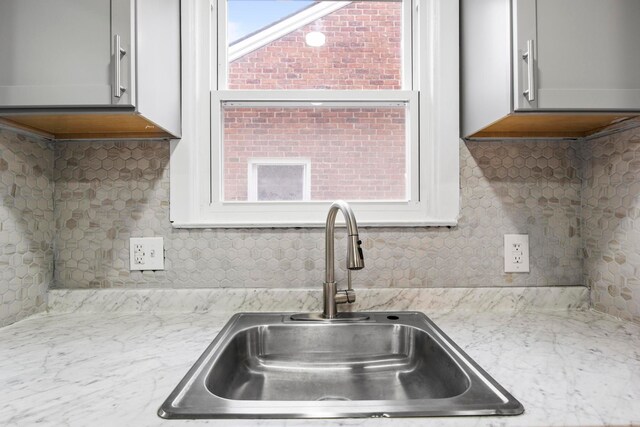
291;200;367;321
322;200;364;319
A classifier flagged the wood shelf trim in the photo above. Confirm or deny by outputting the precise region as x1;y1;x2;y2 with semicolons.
0;113;174;140
469;113;640;139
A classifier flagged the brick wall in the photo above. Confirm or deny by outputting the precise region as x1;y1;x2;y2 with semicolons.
224;2;405;201
224;107;406;200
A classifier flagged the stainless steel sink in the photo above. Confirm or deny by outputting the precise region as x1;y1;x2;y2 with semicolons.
158;312;524;419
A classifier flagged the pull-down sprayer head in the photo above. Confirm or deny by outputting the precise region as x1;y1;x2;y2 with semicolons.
347;235;364;270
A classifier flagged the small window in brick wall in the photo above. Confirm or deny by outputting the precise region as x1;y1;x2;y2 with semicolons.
247;159;311;202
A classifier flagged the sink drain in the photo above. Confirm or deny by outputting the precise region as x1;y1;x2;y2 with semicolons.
316;396;351;401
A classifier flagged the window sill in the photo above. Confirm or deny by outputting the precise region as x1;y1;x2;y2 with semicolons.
170;219;458;229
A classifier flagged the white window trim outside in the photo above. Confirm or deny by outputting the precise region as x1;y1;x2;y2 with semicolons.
170;0;460;228
247;158;311;202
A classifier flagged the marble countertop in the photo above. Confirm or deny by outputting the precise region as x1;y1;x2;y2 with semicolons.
2;298;639;427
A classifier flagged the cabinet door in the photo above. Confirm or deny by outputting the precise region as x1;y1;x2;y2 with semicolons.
0;0;134;108
514;0;640;111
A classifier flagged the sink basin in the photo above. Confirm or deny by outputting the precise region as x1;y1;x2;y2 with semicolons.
158;312;524;419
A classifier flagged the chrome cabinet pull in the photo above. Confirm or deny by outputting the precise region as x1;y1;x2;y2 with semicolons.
113;34;127;98
522;39;535;102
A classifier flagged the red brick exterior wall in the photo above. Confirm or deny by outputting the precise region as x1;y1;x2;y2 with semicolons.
224;1;406;201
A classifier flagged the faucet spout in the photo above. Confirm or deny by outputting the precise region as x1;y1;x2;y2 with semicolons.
323;200;365;318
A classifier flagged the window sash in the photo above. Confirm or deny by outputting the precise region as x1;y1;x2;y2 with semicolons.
211;91;419;214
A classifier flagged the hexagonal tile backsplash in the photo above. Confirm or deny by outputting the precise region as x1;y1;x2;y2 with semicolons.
0;129;54;327
583;125;640;324
52;138;583;291
5;120;640;327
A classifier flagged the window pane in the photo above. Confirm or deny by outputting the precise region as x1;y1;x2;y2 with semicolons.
226;0;403;90
256;164;306;201
222;104;407;201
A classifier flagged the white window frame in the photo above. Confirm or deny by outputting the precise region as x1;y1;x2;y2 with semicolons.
170;0;460;228
247;158;311;202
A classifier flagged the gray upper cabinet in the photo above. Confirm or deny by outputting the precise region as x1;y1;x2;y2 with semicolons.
0;0;180;139
462;0;640;139
517;0;640;111
0;0;134;108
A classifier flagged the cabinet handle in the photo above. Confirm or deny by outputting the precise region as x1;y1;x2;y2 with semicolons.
113;35;127;99
522;39;535;102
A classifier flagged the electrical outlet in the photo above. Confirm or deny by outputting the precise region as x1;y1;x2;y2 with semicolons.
504;234;529;273
129;237;164;271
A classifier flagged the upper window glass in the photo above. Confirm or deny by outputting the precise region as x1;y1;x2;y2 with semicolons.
223;0;405;90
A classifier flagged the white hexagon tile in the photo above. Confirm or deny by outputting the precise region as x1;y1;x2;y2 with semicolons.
0;129;54;327
582;125;640;324
52;138;583;291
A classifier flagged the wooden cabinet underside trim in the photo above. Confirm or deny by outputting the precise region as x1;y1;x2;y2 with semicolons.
470;113;639;139
0;113;173;140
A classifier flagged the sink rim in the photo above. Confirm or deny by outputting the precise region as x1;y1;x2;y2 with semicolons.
158;311;525;419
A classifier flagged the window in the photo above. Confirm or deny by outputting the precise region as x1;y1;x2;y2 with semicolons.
247;158;311;202
171;0;460;227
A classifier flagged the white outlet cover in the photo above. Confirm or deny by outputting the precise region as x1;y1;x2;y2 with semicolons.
504;234;530;273
129;237;165;271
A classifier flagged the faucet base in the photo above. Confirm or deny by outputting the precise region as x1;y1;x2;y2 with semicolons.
289;312;370;322
323;281;338;318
